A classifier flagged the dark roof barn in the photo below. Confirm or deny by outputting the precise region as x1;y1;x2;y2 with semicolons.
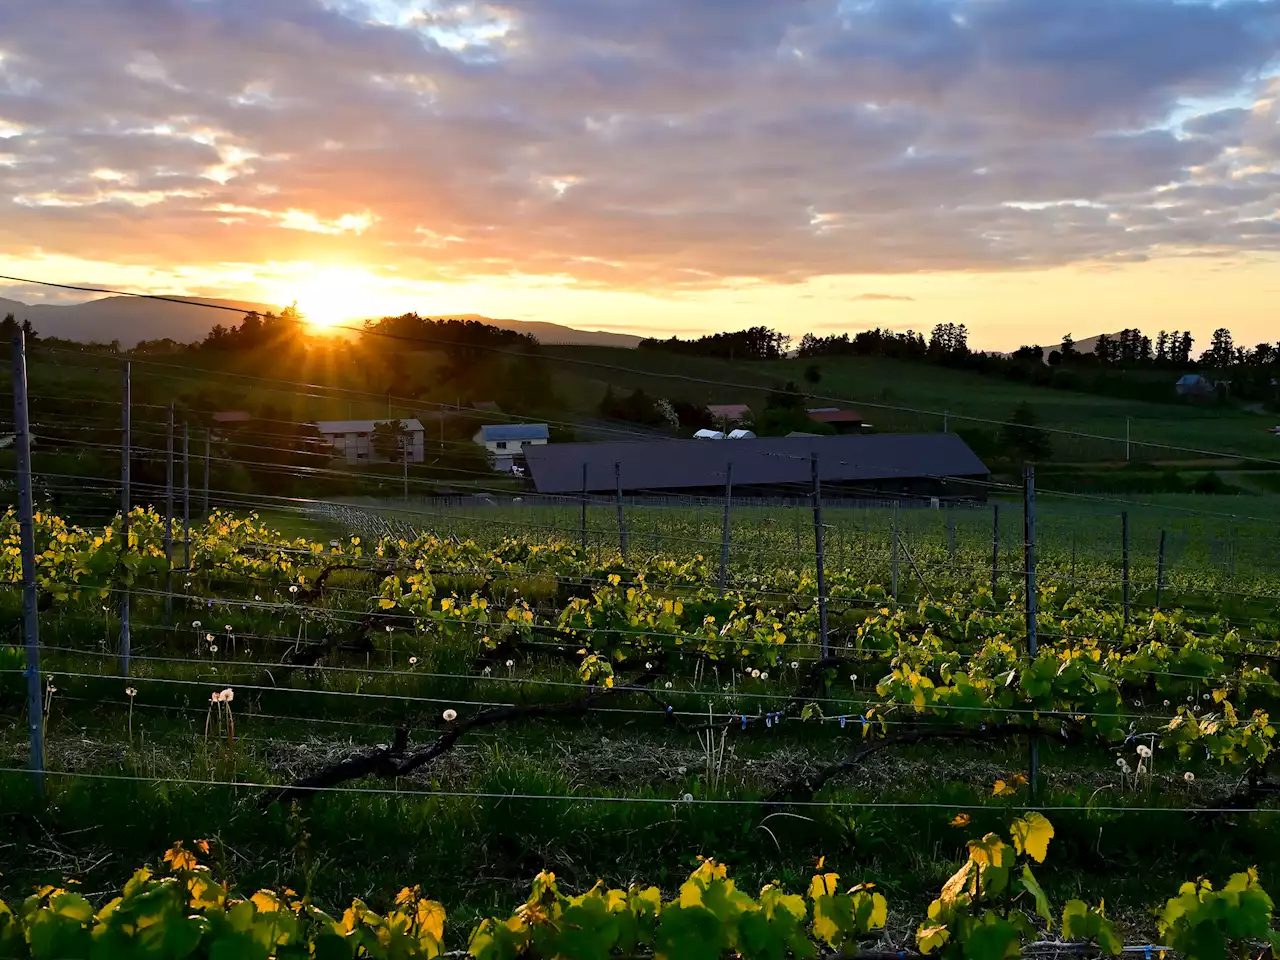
523;433;988;496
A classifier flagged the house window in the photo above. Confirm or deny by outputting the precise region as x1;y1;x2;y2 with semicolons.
496;441;507;450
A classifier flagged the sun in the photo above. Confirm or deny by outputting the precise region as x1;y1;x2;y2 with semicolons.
278;266;404;333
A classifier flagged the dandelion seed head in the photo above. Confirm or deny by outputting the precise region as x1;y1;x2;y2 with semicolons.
409;656;418;665
209;645;218;653
442;708;457;722
505;659;514;668
664;681;673;689
1137;745;1152;758
682;794;693;803
125;686;137;698
1184;771;1195;783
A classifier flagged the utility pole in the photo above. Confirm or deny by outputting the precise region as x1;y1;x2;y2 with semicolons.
1125;417;1131;462
718;462;733;596
11;331;44;792
811;455;828;657
403;439;409;504
164;404;174;626
120;361;131;676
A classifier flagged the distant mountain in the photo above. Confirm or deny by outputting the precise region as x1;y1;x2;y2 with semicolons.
408;314;642;348
0;295;275;347
0;297;644;349
1039;333;1124;363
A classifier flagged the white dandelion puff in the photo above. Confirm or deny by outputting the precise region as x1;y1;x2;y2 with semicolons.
1184;771;1195;783
1137;745;1152;758
442;709;457;722
681;794;693;803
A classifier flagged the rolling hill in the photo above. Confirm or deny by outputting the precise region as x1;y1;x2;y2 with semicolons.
0;296;643;349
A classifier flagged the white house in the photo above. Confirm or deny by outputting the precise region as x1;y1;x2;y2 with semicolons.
314;419;426;465
473;423;549;471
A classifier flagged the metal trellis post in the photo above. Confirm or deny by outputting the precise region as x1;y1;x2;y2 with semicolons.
164;403;174;626
120;360;131;676
580;461;588;552
718;462;733;597
891;501;900;601
12;332;44;792
182;423;191;572
811;455;828;658
203;429;211;516
1156;529;1167;610
1122;511;1131;626
991;503;1000;601
614;461;627;560
1023;466;1039;802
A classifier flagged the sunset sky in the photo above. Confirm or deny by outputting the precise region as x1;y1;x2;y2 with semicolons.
1;0;1278;351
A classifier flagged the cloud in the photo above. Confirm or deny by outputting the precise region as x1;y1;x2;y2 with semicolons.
0;0;1277;293
852;293;915;302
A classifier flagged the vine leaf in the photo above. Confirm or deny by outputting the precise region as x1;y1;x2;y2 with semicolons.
1017;866;1053;929
1010;812;1054;863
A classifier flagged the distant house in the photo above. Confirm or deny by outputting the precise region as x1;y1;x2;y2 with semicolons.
474;423;549;471
707;404;752;427
1175;374;1215;400
806;408;864;433
314;419;426;465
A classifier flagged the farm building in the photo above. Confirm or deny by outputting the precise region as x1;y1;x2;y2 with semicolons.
806;408;865;433
522;433;989;501
1175;374;1215;400
474;423;550;471
706;404;752;427
315;419;426;465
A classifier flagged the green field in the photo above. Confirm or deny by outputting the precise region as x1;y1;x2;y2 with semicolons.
5;494;1280;956
546;345;1280;468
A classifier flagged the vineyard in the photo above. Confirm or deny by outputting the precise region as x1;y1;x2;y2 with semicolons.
5;492;1280;957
